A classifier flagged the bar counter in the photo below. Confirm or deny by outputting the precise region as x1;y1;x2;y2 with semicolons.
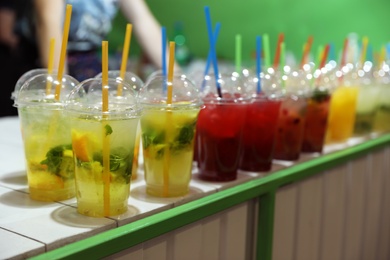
0;116;389;260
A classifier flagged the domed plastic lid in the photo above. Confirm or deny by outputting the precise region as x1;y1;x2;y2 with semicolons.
200;72;250;102
95;70;144;92
12;68;57;100
14;73;78;107
279;66;312;97
138;75;202;108
66;78;140;119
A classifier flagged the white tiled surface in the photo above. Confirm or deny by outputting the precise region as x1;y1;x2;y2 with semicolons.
0;116;373;259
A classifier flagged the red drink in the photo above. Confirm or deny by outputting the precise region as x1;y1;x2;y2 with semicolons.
196;98;247;181
302;89;331;153
239;96;281;172
273;96;307;161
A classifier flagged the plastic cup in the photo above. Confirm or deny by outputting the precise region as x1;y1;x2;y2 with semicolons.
139;75;202;197
325;63;360;143
95;70;144;181
273;68;309;161
302;68;333;153
14;73;79;201
196;73;249;181
65;78;141;217
238;70;283;172
373;64;390;133
353;62;381;136
12;68;55;100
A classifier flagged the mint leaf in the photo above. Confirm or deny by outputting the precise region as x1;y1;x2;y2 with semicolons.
105;124;113;136
40;144;72;177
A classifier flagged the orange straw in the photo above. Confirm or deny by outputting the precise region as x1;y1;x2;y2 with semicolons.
118;24;133;96
300;35;313;68
273;33;284;69
102;41;110;216
166;41;175;104
161;41;175;197
54;4;72;101
45;38;55;95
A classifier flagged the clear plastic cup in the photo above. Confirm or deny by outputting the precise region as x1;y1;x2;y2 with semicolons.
139;75;202;197
196;73;249;181
95;70;144;181
65;78;141;217
14;73;79;201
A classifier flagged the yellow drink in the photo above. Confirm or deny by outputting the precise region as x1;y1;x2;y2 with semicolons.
131;123;141;181
326;85;359;143
141;107;199;197
70;117;139;217
19;107;75;201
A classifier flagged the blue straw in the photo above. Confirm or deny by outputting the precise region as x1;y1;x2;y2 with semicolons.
201;22;221;91
204;6;222;97
329;42;336;61
386;43;390;61
367;43;373;62
256;35;262;94
162;26;167;92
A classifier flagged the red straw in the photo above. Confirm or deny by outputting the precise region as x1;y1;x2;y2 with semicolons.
273;33;285;69
340;38;349;68
300;35;313;68
319;44;330;69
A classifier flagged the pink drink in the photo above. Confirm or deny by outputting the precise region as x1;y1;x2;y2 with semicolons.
239;95;281;171
196;96;247;181
273;96;307;161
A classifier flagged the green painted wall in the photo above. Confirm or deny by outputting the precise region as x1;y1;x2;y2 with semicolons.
108;0;389;65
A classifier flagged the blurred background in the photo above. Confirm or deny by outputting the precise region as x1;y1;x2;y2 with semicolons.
108;0;390;72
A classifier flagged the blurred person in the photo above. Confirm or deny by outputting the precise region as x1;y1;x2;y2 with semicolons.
0;0;166;116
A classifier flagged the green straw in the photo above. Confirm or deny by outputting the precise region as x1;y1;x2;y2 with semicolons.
235;34;242;73
263;34;271;68
316;45;324;69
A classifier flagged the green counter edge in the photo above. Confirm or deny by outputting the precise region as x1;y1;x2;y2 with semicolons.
29;134;390;260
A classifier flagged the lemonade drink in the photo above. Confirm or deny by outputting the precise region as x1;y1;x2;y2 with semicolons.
19;107;75;201
15;73;79;201
353;85;380;135
326;85;359;143
373;84;390;133
70;117;139;217
141;106;199;197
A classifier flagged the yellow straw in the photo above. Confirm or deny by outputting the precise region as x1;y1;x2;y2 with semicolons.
45;38;55;95
54;4;72;101
167;42;175;104
118;24;133;96
161;41;175;197
102;41;110;216
360;36;369;66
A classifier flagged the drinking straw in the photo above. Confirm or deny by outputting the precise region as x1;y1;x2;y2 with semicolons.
367;43;373;63
54;4;72;101
167;41;175;105
359;36;369;66
280;42;286;71
386;43;390;61
235;34;242;73
329;42;336;61
162;41;175;196
201;22;221;91
45;38;55;95
316;45;324;69
101;40;111;216
204;6;222;98
118;23;133;96
162;26;167;92
256;35;262;94
263;34;271;68
379;45;386;67
273;33;284;69
340;38;349;68
300;35;313;68
319;44;330;69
